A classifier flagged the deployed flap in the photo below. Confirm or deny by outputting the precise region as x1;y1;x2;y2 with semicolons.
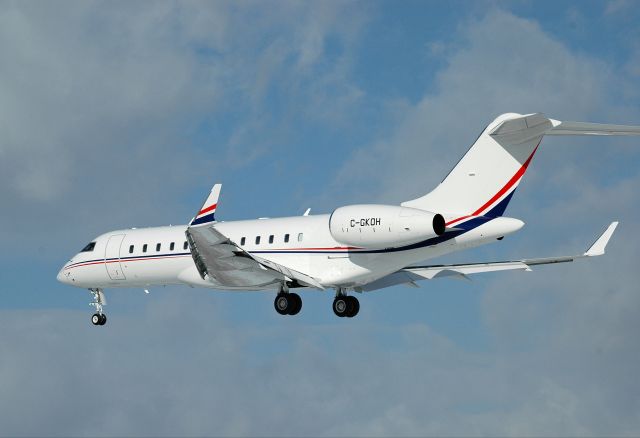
186;184;323;289
186;225;278;288
361;222;618;292
187;225;324;289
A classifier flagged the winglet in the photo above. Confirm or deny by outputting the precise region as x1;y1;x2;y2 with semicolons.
190;184;222;226
584;222;618;257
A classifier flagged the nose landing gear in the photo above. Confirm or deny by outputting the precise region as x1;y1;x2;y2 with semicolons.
89;288;107;326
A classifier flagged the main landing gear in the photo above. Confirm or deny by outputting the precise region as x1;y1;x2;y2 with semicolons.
89;288;107;326
333;292;359;318
274;291;302;316
272;285;360;318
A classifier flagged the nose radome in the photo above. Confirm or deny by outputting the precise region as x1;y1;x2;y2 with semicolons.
57;267;69;284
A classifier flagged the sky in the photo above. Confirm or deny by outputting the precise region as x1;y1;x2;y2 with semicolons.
1;0;640;436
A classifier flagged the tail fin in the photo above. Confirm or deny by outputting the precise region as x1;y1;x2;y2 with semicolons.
190;183;222;226
402;113;640;224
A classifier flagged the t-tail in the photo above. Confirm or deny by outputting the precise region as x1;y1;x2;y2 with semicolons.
402;113;640;225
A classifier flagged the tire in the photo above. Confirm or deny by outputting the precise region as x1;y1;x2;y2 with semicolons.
347;296;360;318
99;314;107;325
333;297;348;317
274;294;290;315
91;314;101;325
288;293;302;315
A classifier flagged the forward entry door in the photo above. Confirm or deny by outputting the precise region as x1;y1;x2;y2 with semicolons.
105;234;126;280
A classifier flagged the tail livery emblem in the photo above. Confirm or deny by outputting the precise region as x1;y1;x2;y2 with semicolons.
190;183;222;226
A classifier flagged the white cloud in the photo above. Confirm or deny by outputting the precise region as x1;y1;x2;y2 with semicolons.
605;0;634;15
331;9;632;206
322;7;640;436
0;1;367;253
2;5;640;437
2;289;639;437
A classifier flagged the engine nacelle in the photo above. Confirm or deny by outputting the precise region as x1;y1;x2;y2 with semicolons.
329;204;445;249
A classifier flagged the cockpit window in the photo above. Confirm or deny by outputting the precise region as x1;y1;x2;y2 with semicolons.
81;242;96;252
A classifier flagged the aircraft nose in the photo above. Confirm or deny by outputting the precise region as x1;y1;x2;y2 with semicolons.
57;266;69;284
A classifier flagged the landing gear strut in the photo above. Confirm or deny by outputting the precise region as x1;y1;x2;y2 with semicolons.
89;288;107;326
274;284;302;316
333;290;359;318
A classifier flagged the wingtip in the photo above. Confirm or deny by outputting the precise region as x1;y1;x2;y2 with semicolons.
189;183;223;227
584;221;619;257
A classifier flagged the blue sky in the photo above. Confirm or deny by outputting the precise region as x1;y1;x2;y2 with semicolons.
1;1;640;436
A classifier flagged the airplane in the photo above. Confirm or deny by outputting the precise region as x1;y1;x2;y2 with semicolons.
57;113;640;325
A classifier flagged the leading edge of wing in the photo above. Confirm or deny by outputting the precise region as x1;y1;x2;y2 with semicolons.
361;222;618;292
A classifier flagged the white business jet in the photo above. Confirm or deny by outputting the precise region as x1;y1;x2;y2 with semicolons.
57;113;640;325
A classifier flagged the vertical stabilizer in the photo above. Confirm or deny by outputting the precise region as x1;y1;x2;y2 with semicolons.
402;113;548;223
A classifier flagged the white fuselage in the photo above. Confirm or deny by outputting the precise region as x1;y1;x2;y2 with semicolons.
57;214;524;292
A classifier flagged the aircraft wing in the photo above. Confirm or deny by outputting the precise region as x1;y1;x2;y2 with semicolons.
360;222;618;292
186;184;324;290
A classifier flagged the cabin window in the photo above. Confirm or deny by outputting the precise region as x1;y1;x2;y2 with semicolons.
156;243;161;252
143;244;148;253
269;235;274;244
255;236;261;245
129;245;134;254
184;241;188;250
80;242;96;252
298;233;304;242
284;234;290;243
240;237;246;246
170;242;175;251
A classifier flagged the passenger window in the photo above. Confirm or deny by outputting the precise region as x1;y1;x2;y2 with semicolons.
298;233;304;242
80;242;96;252
129;245;134;254
143;244;148;253
156;243;161;252
284;234;290;243
269;235;274;244
255;236;261;245
184;241;188;250
241;237;246;246
170;242;175;251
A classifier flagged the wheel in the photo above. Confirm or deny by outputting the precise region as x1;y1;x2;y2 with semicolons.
91;313;101;325
346;296;360;318
274;294;290;315
333;297;349;317
288;293;302;315
99;314;107;325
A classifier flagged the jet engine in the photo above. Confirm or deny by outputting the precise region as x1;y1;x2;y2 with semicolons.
329;204;445;249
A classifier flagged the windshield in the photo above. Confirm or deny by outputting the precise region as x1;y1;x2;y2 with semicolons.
80;242;96;252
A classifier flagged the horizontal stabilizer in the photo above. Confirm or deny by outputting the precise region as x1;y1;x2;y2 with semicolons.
548;120;640;136
489;113;552;144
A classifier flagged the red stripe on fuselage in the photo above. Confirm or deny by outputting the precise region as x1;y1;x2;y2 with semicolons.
64;254;191;270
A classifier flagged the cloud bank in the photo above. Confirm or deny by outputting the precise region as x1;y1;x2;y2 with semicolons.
1;3;639;437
